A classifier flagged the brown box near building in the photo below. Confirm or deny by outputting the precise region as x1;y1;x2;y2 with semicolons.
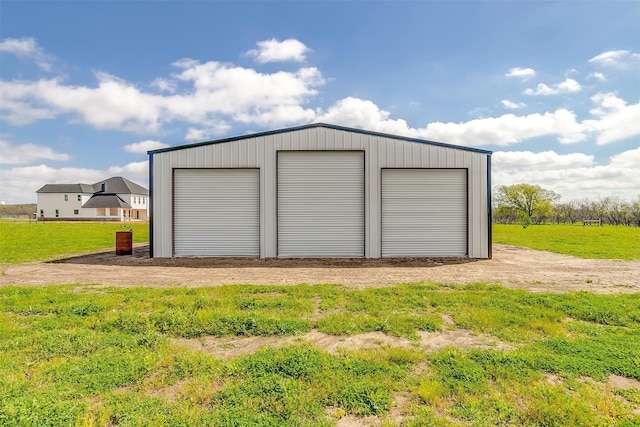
116;230;133;255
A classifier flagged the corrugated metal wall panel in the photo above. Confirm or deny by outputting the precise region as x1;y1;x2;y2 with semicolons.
278;151;364;257
382;169;467;257
153;154;173;257
151;126;490;259
173;169;259;256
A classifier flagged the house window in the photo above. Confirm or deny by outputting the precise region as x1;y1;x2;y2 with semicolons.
77;195;81;201
40;209;44;217
64;194;68;201
142;197;145;205
74;209;79;215
55;209;59;218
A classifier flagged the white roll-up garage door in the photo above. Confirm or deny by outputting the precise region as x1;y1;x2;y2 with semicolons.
278;151;364;257
382;169;467;257
173;169;259;256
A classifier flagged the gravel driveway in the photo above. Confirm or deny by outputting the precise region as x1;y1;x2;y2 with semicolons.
1;244;638;293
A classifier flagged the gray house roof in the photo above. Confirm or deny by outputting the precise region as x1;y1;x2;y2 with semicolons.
82;194;131;208
95;177;148;196
36;177;148;196
36;183;95;193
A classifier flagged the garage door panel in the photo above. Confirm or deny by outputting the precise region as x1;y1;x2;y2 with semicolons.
173;169;259;256
278;152;364;257
382;169;467;257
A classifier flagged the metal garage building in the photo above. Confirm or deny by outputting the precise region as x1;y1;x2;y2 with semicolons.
148;123;492;259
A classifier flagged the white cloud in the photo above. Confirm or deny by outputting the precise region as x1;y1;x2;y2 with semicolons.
587;72;606;81
501;99;526;110
557;78;581;92
123;140;169;153
0;73;166;132
185;128;210;142
106;161;149;180
523;78;582;96
0;139;70;164
246;38;310;63
1;40;638;206
0;59;325;132
171;60;323;124
505;67;536;80
582;92;640;144
318;93;639;147
185;121;231;141
493;150;594;171
317;97;586;146
317;97;417;137
150;78;177;93
0;162;149;204
0;86;62;125
610;146;640;169
523;84;553;96
0;37;52;71
492;147;640;201
588;50;640;67
420;109;585;145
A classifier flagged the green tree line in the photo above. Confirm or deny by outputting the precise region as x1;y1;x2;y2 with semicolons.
494;184;640;227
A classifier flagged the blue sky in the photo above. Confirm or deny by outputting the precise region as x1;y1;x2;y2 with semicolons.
1;1;639;204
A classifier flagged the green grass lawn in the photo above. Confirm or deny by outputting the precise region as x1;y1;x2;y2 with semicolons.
2;220;638;265
1;221;639;424
493;223;640;260
0;221;149;264
1;283;639;426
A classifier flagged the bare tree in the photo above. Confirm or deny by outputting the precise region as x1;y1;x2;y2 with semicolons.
629;195;640;227
553;201;577;225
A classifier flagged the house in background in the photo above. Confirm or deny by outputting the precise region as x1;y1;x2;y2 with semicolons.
36;177;149;221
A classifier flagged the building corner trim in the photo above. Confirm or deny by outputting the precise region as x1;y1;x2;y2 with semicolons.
487;154;492;259
148;153;154;258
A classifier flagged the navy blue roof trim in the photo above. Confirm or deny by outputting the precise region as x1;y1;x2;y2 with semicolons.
147;122;492;156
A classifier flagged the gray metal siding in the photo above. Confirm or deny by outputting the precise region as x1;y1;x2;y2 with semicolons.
151;126;490;258
277;151;364;257
381;169;467;257
173;169;259;256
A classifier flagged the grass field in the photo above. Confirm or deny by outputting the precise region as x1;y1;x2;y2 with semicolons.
493;224;640;260
0;221;149;264
1;223;639;424
2;221;638;265
1;283;639;426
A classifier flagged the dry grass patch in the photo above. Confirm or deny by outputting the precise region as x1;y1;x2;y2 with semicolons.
172;328;515;360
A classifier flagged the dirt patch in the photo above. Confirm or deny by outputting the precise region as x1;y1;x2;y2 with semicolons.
172;334;308;359
609;375;640;390
172;328;513;360
388;392;413;426
1;244;638;294
146;380;188;403
544;374;565;386
335;414;379;427
418;329;515;352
